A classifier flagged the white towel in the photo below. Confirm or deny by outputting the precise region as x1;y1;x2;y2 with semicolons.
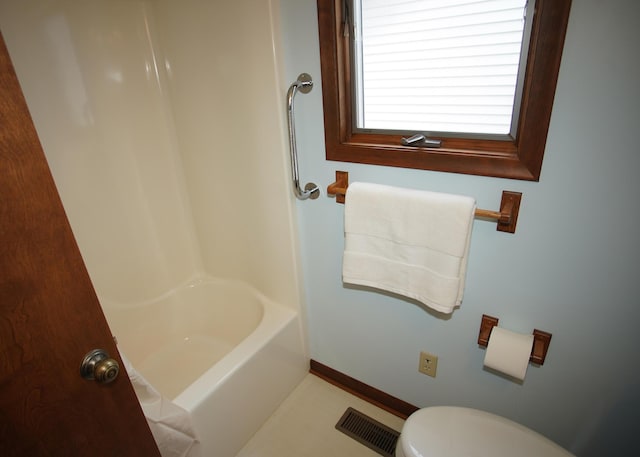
120;352;201;457
342;182;476;313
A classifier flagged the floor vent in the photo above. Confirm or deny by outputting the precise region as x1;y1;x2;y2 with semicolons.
335;407;400;457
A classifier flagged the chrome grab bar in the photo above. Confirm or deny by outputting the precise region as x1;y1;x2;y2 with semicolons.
286;73;319;200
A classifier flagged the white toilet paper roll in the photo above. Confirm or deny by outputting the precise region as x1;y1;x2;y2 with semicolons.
484;326;534;380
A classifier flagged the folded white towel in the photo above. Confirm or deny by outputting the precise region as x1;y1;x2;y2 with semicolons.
342;182;476;313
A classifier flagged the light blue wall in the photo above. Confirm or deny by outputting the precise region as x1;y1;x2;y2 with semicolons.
280;1;640;455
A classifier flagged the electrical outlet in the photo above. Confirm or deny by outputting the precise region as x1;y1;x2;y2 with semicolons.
418;351;438;378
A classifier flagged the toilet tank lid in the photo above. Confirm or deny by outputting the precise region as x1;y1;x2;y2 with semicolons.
399;406;574;457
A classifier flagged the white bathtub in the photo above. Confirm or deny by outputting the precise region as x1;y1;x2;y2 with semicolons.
106;276;307;457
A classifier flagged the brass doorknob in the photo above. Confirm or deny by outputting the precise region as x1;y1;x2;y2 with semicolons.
80;349;120;384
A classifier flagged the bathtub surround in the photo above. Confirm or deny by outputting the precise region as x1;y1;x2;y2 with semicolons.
0;0;304;310
0;1;307;456
281;0;640;455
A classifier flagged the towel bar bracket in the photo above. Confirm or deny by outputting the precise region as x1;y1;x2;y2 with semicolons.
497;191;521;234
326;171;522;233
474;191;522;233
327;170;349;204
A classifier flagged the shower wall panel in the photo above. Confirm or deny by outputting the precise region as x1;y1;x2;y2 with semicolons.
0;0;302;311
153;0;302;309
0;0;202;304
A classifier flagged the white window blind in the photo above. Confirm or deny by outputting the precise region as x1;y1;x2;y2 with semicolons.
354;0;530;136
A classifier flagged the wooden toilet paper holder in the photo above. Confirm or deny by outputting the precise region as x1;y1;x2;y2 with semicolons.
478;314;552;365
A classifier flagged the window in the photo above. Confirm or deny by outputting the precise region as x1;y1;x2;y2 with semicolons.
317;0;572;180
354;0;531;136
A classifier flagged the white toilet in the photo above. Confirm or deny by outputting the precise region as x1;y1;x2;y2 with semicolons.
396;406;574;457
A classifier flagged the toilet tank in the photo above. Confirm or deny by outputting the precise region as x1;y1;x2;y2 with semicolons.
396;407;574;457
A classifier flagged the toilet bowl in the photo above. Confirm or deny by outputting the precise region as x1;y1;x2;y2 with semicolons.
396;406;574;457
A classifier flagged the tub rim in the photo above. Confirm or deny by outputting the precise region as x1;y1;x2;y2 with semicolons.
171;280;296;410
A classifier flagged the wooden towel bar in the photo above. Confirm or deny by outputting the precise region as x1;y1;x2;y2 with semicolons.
326;171;522;233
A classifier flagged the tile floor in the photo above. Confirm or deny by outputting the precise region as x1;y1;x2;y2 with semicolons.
235;373;405;457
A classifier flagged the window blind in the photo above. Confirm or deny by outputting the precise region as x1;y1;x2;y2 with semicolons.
355;0;529;135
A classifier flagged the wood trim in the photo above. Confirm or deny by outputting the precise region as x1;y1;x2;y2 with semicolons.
317;0;572;181
309;359;419;419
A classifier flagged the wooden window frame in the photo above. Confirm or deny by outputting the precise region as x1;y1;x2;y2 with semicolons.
317;0;572;181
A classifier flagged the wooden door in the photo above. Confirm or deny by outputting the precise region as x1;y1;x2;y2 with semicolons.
0;33;161;456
